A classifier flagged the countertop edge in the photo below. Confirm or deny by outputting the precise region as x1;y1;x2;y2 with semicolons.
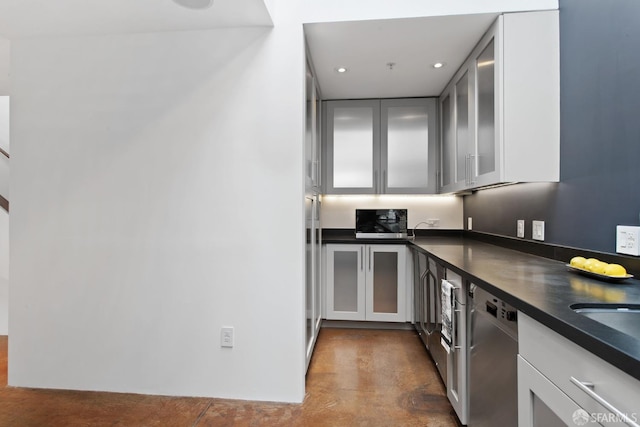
406;240;640;382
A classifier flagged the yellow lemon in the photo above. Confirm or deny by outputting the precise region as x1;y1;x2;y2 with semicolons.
570;256;587;269
604;264;627;277
591;261;608;275
583;258;600;272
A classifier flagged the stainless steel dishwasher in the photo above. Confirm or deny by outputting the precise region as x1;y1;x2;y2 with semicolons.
469;284;518;427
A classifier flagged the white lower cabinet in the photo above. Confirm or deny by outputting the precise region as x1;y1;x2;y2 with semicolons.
325;244;406;322
518;312;640;427
518;355;586;427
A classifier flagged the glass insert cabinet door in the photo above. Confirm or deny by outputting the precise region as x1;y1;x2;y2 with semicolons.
325;100;380;194
326;245;366;321
305;195;322;368
365;245;406;322
475;38;497;179
325;98;437;194
440;94;455;189
455;70;470;185
381;98;437;194
326;244;406;322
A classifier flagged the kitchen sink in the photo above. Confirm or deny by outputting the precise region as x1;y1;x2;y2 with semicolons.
571;303;640;341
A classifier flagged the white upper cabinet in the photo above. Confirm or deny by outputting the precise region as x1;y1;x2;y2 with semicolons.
439;11;560;193
381;98;437;194
324;99;380;194
324;98;437;194
305;61;322;191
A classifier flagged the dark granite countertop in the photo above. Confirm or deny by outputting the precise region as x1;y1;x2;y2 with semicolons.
410;236;640;381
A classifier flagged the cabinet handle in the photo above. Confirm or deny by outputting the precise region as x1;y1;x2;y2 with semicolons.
570;377;640;427
374;170;378;193
383;170;387;193
425;271;437;333
465;154;470;186
360;247;364;271
450;286;458;352
463;155;467;186
469;154;476;185
369;246;372;271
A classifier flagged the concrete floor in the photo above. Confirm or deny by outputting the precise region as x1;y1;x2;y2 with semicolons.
0;329;460;426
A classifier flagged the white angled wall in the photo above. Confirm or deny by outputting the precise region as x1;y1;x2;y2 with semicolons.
0;208;7;335
0;38;8;335
10;21;306;401
0;37;9;95
0;97;9;203
301;0;558;23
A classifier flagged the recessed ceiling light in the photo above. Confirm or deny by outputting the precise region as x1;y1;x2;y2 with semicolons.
432;62;445;69
335;67;348;73
172;0;214;10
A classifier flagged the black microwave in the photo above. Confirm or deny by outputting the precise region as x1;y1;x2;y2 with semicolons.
355;209;408;239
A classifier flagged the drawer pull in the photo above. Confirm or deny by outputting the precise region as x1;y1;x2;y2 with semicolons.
570;377;640;427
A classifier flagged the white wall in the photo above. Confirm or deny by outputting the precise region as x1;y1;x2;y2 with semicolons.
10;21;306;401
321;195;463;230
0;208;7;335
0;43;8;334
0;97;8;204
0;96;8;153
0;37;9;95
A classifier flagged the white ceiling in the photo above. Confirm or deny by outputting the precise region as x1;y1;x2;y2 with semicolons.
0;0;273;39
304;13;500;100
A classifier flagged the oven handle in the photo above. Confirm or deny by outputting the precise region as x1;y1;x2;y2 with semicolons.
425;270;436;333
450;285;460;351
452;286;466;351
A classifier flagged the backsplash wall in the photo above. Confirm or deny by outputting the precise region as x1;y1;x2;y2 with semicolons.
321;195;463;230
464;0;640;255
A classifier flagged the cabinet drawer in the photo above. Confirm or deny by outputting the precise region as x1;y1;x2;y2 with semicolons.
519;313;640;425
518;355;585;427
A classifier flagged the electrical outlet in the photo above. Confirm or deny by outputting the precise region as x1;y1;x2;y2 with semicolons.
517;220;525;238
532;220;545;241
467;217;473;230
425;219;440;228
221;327;234;348
616;225;640;256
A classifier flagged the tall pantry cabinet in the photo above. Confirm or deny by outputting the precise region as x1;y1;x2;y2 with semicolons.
305;59;322;371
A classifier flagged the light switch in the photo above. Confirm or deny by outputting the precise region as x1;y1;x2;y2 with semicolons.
532;220;545;241
221;327;234;348
616;225;640;256
517;220;525;238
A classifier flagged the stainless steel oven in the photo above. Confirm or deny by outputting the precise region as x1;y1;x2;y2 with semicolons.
441;271;469;425
413;249;447;384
